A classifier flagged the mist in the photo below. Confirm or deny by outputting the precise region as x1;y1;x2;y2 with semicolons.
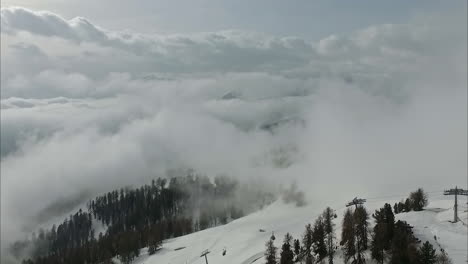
1;3;466;262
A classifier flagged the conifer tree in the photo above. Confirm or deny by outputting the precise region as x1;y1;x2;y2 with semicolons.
302;224;315;264
390;220;418;264
312;216;327;262
397;201;405;214
383;203;395;243
371;224;386;264
265;235;278;264
354;206;369;264
340;208;355;264
371;203;395;264
322;207;336;264
280;233;294;264
417;241;437;264
293;239;301;262
404;198;411;212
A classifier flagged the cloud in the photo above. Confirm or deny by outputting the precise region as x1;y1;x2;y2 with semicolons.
0;5;466;263
1;7;106;42
1;7;314;77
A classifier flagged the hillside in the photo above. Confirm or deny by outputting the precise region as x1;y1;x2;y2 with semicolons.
129;195;467;264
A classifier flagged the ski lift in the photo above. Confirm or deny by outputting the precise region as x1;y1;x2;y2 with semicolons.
271;232;276;241
222;247;227;256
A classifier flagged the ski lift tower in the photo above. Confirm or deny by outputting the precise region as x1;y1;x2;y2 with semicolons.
444;186;468;223
200;249;210;264
346;197;367;209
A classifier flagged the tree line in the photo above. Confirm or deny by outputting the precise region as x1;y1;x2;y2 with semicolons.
13;172;275;264
264;188;453;264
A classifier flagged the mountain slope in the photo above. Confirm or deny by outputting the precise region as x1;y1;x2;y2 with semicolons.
128;195;467;264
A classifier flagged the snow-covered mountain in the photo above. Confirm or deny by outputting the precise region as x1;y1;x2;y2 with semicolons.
126;195;467;264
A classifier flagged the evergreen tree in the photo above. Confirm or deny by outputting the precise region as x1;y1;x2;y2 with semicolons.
17;174;274;264
371;225;385;264
417;241;437;264
265;235;278;264
393;203;399;214
404;198;411;212
322;207;336;264
293;239;301;262
390;220;418;264
397;202;405;214
340;208;355;264
312;216;327;262
371;203;395;264
280;233;294;264
383;203;395;243
354;206;369;264
302;224;315;264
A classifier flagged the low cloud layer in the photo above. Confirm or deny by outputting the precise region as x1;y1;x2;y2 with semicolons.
1;5;466;261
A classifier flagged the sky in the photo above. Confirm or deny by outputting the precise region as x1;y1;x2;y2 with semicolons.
1;1;467;263
0;0;456;39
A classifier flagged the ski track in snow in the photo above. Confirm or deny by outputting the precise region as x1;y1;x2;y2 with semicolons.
129;196;467;264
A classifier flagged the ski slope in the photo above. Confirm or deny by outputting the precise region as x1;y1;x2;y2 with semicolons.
130;196;467;264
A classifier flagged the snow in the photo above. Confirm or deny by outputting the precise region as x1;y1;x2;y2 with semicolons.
132;195;467;264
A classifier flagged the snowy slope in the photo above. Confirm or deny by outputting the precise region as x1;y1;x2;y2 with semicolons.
131;195;467;264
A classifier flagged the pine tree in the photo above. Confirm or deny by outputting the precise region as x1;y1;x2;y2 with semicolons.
383;203;395;244
340;208;355;264
354;206;369;264
322;207;336;264
265;235;278;264
404;198;412;212
312;216;327;262
280;233;294;264
417;241;437;264
371;225;386;264
397;202;405;213
390;220;418;264
293;239;301;262
371;203;395;264
302;224;315;264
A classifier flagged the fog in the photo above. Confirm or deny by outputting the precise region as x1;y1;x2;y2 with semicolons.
1;4;466;262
